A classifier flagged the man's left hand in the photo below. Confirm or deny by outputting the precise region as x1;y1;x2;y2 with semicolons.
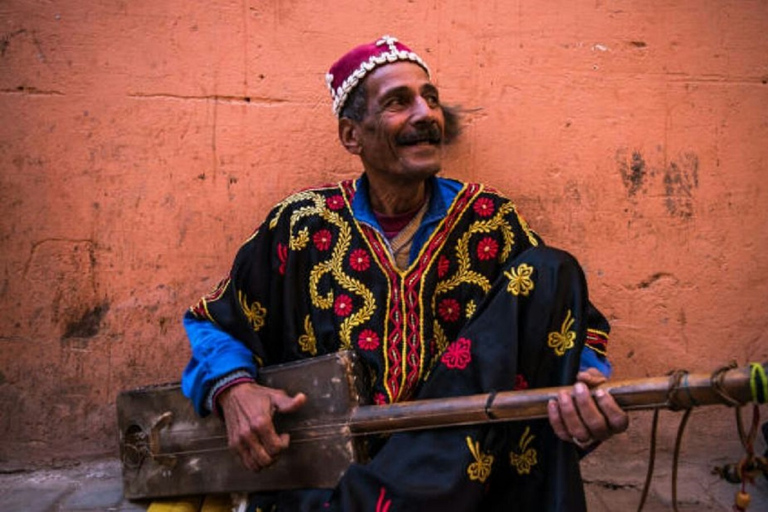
547;368;629;448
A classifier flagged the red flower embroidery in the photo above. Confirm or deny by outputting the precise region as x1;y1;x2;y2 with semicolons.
513;374;529;390
333;294;353;317
357;329;380;350
277;243;288;275
326;194;345;211
477;236;498;261
437;255;450;278
376;487;392;512
473;197;495;217
438;298;461;322
441;337;472;370
349;249;371;271
374;392;387;405
313;229;332;251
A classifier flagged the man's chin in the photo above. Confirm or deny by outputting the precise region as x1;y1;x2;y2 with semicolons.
400;165;441;183
399;149;443;176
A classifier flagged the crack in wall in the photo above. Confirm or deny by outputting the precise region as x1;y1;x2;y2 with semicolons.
583;478;642;490
0;28;27;57
21;238;96;280
128;92;288;104
1;86;64;96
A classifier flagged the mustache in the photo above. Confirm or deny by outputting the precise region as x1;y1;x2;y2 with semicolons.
396;124;443;145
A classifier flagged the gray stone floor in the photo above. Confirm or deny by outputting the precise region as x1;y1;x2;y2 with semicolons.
0;450;765;511
0;459;145;512
581;452;768;511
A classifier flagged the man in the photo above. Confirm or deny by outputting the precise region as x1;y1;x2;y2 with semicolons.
182;36;628;511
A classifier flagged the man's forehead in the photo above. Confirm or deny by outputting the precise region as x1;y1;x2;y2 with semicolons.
364;62;435;96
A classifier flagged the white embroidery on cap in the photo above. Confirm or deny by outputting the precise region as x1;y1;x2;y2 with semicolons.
327;35;430;116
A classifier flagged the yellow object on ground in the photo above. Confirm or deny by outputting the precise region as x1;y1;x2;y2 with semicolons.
148;494;233;512
202;494;234;511
147;497;203;512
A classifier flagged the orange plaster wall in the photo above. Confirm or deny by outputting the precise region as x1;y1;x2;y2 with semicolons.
1;0;767;467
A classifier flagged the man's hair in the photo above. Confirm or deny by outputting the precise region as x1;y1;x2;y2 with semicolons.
339;82;370;122
340;83;462;144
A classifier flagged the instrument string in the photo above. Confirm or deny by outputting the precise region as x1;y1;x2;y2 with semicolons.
125;363;766;460
132;399;673;459
136;412;544;459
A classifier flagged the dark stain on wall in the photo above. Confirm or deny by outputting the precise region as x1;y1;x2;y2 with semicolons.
664;152;699;218
0;29;27;57
62;302;110;339
618;147;700;219
617;150;648;197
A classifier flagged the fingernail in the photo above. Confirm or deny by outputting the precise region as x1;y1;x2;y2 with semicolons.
595;389;606;398
548;399;557;410
575;382;587;394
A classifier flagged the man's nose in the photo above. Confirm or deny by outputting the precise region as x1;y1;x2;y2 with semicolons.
411;96;438;122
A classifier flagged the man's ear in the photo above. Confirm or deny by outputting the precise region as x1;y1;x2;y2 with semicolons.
338;118;362;155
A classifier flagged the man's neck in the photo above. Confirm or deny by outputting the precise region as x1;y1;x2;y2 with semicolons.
365;175;429;216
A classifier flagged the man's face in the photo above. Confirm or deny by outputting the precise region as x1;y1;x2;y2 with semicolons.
354;62;445;184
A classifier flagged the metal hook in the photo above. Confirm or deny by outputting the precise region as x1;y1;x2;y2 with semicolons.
148;411;177;468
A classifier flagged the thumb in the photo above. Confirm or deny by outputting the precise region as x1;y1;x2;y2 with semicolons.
576;368;608;388
271;391;307;414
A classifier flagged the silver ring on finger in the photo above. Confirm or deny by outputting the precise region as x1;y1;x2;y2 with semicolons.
572;435;595;449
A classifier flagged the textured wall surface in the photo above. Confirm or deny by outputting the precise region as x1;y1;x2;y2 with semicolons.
1;0;767;470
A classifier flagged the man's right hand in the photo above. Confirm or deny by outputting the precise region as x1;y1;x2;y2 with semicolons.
217;382;307;471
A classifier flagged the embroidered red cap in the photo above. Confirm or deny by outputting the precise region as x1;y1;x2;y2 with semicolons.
326;35;430;117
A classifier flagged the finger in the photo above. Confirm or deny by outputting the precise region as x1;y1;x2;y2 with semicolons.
227;426;264;472
273;391;307;414
557;385;592;442
243;432;276;469
595;389;629;434
576;369;607;388
238;445;262;472
547;399;571;442
249;412;287;457
572;382;610;440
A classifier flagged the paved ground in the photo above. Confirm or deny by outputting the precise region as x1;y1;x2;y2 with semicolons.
581;452;768;512
1;452;766;511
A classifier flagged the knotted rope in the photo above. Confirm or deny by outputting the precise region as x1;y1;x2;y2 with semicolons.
638;363;767;512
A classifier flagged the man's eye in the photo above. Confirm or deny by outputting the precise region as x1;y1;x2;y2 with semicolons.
425;94;440;107
385;97;405;109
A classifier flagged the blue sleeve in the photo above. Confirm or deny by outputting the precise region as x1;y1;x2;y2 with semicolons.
180;312;258;416
579;345;612;378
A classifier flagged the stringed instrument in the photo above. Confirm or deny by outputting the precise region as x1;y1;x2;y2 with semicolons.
117;352;767;499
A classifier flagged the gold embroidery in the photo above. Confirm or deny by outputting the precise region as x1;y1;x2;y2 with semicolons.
297;315;317;355
466;436;494;483
510;426;538;475
269;191;323;230
432;321;449;355
238;290;266;332
547;309;576;356
504;263;535;297
432;202;517;333
465;300;476;319
313;211;376;349
289;227;309;250
273;190;376;350
190;277;230;323
586;328;609;356
514;205;539;247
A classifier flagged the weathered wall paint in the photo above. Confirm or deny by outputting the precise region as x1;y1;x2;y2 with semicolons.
1;0;767;471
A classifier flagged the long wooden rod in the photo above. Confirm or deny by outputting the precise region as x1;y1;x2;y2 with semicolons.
349;362;766;435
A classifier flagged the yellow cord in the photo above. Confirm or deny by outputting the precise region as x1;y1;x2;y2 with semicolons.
749;363;767;404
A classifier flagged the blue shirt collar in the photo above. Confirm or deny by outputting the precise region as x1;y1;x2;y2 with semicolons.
351;174;450;229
